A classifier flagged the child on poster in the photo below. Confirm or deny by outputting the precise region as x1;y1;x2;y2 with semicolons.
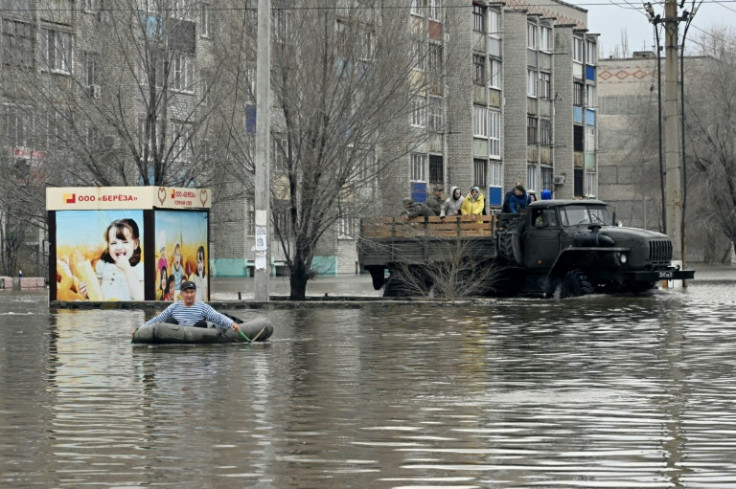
191;245;208;301
171;242;184;297
94;218;145;301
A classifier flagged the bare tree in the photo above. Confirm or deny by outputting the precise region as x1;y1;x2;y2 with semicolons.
685;29;736;258
220;0;460;299
384;239;510;299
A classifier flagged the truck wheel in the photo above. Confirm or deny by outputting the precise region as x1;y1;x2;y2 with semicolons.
557;269;594;298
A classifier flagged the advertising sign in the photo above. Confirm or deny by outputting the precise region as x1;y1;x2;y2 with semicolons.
154;210;209;302
55;210;145;301
48;187;210;303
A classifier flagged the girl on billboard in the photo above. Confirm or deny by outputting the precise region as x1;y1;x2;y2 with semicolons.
191;245;208;301
95;218;144;301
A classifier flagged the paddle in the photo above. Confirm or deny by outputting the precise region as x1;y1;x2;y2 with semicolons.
224;313;252;342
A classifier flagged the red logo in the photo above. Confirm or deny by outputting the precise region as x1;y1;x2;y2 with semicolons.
63;193;76;204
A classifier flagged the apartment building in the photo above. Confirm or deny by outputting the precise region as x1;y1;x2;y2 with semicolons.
0;1;600;278
406;0;599;212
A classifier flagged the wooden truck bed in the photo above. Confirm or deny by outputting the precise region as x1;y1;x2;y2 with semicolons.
358;215;499;266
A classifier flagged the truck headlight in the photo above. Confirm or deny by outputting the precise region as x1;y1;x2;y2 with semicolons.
615;252;628;265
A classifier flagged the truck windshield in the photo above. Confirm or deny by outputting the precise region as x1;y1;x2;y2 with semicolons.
559;205;612;226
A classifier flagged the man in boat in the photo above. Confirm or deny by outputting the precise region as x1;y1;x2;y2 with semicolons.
143;281;241;333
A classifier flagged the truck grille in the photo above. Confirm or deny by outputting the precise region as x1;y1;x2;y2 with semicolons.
649;240;672;263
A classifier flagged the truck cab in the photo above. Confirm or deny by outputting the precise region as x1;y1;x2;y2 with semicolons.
499;199;694;297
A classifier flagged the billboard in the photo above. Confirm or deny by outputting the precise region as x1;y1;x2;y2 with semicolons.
55;210;145;301
47;187;210;303
154;210;209;302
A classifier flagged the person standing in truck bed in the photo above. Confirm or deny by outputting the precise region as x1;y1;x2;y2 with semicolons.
461;186;485;218
440;186;463;218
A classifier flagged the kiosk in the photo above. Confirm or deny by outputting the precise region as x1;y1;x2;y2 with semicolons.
47;186;210;302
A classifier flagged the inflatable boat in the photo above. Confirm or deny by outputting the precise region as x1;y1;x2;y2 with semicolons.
132;318;273;344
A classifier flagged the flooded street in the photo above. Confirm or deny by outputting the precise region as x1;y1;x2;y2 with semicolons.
1;272;736;488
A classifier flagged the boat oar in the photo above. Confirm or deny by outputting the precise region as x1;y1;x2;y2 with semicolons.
238;330;252;343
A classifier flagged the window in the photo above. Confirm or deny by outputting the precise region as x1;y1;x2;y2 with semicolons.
527;115;538;144
473;5;485;33
172;122;193;161
2;105;31;148
247;200;255;235
412;40;425;71
489;160;502;187
173;53;194;91
411;153;426;181
574;82;584;106
200;3;210;37
585;172;596;197
527;164;538;193
540;72;550;99
541;166;553;192
573;36;584;63
429;155;443;185
473;54;485;85
272;133;286;171
84;52;99;97
429;0;441;21
585;125;595;150
489;58;501;88
336;19;348;54
41;28;71;73
2;20;34;68
201;80;210;106
586;40;597;64
473;105;488;138
540;26;551;52
411;0;424;17
411;96;426;127
489;110;500;158
574;169;584;197
586;85;596;107
488;9;500;36
274;8;292;42
489;37;501;57
429;43;442;75
173;0;188;19
338;217;356;239
428;96;443;132
273;201;293;236
361;27;375;60
573;125;584;151
474;159;486;187
527;70;537;97
540;118;551;146
527;23;537;49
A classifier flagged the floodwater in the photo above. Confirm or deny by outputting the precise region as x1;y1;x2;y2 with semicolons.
1;271;736;488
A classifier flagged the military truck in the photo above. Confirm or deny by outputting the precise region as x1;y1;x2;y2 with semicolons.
358;199;694;298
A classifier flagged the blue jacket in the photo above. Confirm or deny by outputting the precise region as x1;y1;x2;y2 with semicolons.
509;192;528;213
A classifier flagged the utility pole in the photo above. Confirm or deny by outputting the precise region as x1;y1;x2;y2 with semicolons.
254;0;272;301
663;0;683;265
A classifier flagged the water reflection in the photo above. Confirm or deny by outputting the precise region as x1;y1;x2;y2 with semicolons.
0;282;735;488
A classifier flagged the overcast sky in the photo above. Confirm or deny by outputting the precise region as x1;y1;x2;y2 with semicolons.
565;0;736;58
